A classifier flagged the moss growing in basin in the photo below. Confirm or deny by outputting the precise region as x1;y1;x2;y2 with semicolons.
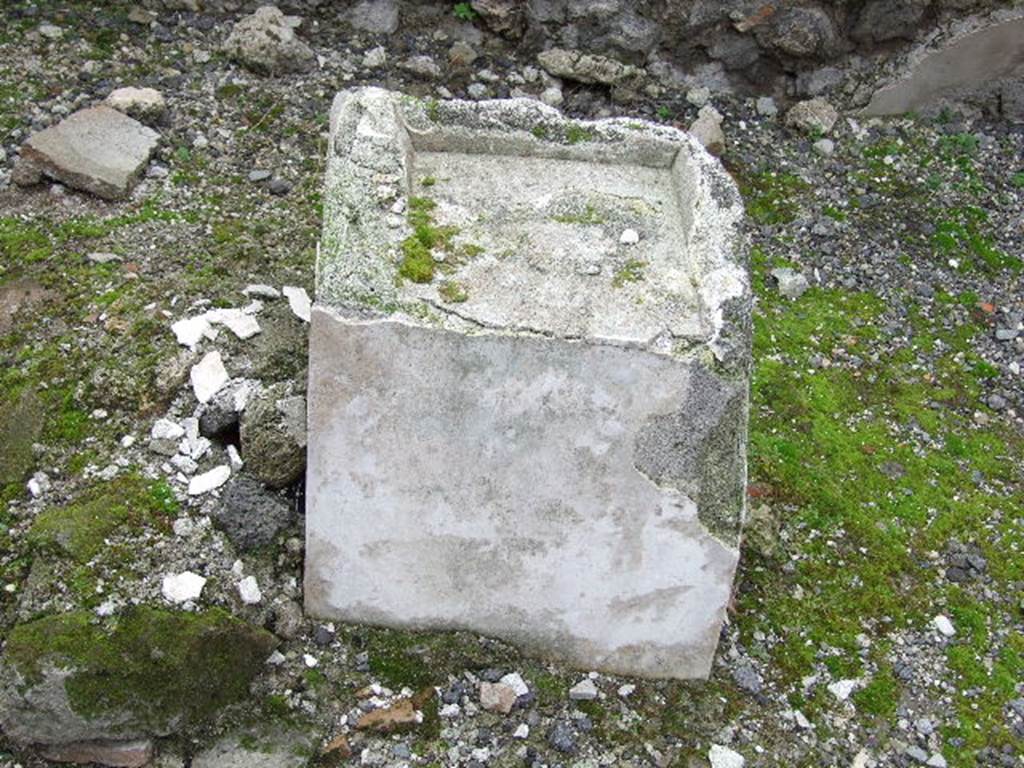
27;474;179;562
398;198;458;284
4;607;277;732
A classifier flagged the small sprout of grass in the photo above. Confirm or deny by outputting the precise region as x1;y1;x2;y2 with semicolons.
460;243;485;258
612;259;646;287
420;176;437;187
398;239;434;283
531;125;548;139
656;105;672;122
453;2;476;21
565;124;594;145
1011;171;1024;188
552;205;604;225
439;281;468;303
397;197;459;284
426;99;441;123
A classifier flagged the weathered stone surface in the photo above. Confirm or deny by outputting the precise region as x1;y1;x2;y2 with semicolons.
863;11;1024;115
305;89;750;680
0;388;44;486
18;106;159;200
40;738;153;768
222;5;316;75
190;725;317;768
239;383;307;489
785;97;839;134
0;608;277;748
346;0;399;34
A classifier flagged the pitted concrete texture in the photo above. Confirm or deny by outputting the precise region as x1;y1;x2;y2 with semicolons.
863;10;1024;116
306;88;750;679
19;106;159;200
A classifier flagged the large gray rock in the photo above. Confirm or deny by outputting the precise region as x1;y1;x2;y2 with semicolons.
215;475;295;551
222;5;316;75
305;88;750;680
863;10;1024;115
16;106;159;200
239;383;307;489
853;0;931;43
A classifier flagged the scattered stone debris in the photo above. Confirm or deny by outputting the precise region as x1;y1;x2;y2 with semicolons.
568;678;599;701
709;744;746;768
190;351;230;404
282;285;311;322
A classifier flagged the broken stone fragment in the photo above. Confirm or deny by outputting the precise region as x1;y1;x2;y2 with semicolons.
536;48;643;89
104;87;166;125
187;465;231;496
161;570;207;602
689;105;726;155
568;678;598;701
149;418;185;456
40;738;153;768
355;698;423;733
237;575;262;605
282;285;311;322
190;351;229;404
191;725;318;768
479;681;518;714
222;5;316;75
16;106;159;200
709;744;746;768
785;97;839;135
769;267;809;299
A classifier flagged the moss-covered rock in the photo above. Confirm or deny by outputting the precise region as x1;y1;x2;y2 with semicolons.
0;388;43;488
26;474;178;562
0;606;277;746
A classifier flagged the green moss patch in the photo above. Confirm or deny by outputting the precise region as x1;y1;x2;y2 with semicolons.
5;606;277;732
27;474;178;562
0;389;43;488
397;198;459;284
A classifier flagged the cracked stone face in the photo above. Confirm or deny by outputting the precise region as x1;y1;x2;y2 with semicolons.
305;88;750;679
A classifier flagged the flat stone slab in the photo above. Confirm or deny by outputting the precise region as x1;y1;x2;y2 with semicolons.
305;88;750;679
863;10;1024;116
19;105;159;200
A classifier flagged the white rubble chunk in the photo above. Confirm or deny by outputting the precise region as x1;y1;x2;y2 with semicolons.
149;418;185;456
173;315;211;349
827;678;859;702
207;308;261;340
569;678;598;701
500;672;529;698
187;465;231;495
282;285;311;322
619;228;640;245
227;444;244;472
243;284;281;299
709;745;745;768
267;650;286;666
513;724;529;739
162;571;206;603
932;614;956;637
190;351;229;404
303;654;318;668
617;684;635;698
238;575;262;605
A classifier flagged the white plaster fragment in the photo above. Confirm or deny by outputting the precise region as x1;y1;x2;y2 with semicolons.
187;465;230;495
283;285;311;322
162;571;206;603
190;351;229;404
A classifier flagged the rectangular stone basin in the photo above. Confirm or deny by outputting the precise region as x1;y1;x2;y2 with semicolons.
305;88;751;679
